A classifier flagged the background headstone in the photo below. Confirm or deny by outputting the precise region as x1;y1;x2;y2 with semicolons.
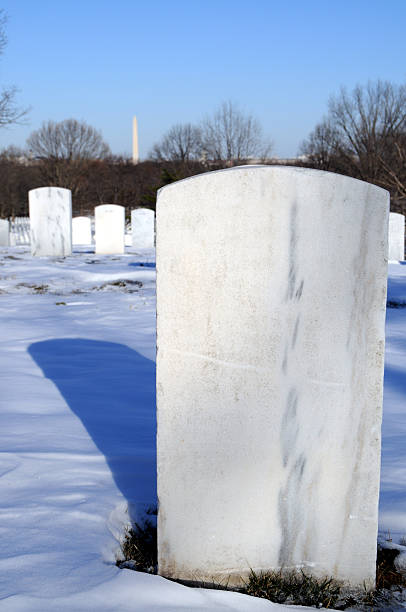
388;212;405;261
29;187;72;257
156;165;389;589
0;219;9;246
72;216;92;245
10;217;30;246
94;204;125;255
131;208;155;248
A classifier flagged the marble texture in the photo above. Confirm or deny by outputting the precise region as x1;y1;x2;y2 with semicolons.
156;166;389;589
0;219;9;246
94;205;125;255
131;208;155;248
29;187;72;257
72;216;92;245
388;212;405;261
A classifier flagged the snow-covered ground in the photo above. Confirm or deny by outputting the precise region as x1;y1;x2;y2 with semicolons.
0;246;405;611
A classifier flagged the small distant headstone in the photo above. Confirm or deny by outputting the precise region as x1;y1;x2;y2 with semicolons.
0;219;9;246
72;216;92;245
156;166;389;590
94;204;125;254
29;187;72;257
131;208;155;248
388;212;405;261
10;217;30;246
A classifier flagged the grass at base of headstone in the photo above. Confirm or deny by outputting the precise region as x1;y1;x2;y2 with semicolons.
376;546;406;590
116;519;406;609
244;568;341;608
244;548;406;609
116;506;157;574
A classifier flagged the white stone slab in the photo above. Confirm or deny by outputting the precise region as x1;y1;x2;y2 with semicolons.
94;205;125;254
388;212;405;261
131;208;155;248
156;166;389;589
72;216;92;245
0;219;9;246
29;187;72;257
10;217;30;246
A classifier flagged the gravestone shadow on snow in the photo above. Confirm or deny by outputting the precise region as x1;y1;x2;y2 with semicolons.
28;338;156;521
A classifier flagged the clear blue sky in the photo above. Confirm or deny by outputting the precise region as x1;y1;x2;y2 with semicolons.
0;0;405;159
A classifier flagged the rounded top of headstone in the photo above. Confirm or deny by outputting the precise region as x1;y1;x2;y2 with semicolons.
95;204;125;211
389;212;405;220
28;186;72;197
157;165;389;200
131;208;154;215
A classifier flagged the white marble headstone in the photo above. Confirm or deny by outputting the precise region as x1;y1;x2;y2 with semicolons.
94;204;125;255
10;217;30;246
29;187;72;257
156;166;389;589
131;208;155;248
72;216;92;245
388;212;405;261
0;219;9;246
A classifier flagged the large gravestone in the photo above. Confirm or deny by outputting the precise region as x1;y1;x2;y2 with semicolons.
131;208;155;248
388;212;405;261
0;219;9;246
29;187;72;257
156;166;389;589
72;216;92;245
94;204;125;254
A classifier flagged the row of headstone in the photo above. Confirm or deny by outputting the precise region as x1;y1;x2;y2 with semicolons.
26;187;155;256
2;194;402;261
156;165;389;590
0;217;32;247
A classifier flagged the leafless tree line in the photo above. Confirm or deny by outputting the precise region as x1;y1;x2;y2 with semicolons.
0;147;166;218
0;101;271;218
300;80;406;214
150;101;272;164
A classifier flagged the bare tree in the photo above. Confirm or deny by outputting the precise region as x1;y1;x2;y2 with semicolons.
375;132;406;213
150;123;202;162
27;118;111;161
299;119;342;171
26;118;111;197
150;101;271;166
328;81;406;181
0;11;29;128
201;100;271;163
301;81;406;183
